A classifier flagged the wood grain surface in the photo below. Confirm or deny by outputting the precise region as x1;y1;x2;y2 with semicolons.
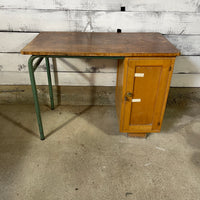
130;66;162;125
21;32;180;56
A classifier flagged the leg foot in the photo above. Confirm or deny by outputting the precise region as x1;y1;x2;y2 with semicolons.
28;56;45;140
51;106;54;110
40;136;45;140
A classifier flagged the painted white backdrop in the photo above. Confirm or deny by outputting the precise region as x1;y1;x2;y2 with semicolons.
0;0;200;86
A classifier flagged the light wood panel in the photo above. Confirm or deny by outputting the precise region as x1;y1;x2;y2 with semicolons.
115;59;126;130
130;66;162;125
151;58;175;131
1;0;199;12
0;9;200;34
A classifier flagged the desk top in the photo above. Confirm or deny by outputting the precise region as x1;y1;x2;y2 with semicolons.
21;32;180;57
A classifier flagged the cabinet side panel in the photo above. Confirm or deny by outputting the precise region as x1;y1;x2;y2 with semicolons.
152;58;176;131
115;60;124;122
115;59;128;131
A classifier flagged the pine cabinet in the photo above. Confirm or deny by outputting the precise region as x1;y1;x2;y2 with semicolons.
116;57;176;137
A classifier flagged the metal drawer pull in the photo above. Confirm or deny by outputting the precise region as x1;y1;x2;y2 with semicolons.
135;73;144;77
132;99;141;102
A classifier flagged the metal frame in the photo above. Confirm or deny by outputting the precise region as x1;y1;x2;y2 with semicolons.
28;55;124;140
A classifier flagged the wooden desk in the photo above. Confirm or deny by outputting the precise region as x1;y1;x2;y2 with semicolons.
21;32;180;140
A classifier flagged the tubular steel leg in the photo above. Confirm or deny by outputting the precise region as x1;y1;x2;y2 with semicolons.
45;57;54;110
28;56;45;140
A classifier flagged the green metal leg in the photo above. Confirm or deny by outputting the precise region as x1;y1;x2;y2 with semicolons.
28;56;45;140
45;57;54;110
27;55;124;140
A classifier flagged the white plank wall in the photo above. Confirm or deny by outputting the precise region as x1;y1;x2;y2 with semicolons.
1;54;200;74
1;9;200;34
0;71;116;86
0;0;200;87
1;0;200;12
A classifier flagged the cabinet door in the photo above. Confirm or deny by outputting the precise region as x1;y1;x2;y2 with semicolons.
122;58;174;133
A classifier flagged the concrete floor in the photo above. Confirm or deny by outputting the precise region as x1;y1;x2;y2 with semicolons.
0;102;200;200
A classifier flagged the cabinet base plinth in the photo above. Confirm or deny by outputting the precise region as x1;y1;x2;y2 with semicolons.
127;133;147;138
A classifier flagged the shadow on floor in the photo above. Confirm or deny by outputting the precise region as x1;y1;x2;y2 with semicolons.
0;112;38;138
45;105;94;139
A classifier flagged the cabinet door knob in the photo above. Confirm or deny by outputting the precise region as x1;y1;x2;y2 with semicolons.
124;96;129;101
126;92;133;97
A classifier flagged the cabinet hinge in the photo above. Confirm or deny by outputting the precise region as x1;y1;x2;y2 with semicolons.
169;66;172;71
